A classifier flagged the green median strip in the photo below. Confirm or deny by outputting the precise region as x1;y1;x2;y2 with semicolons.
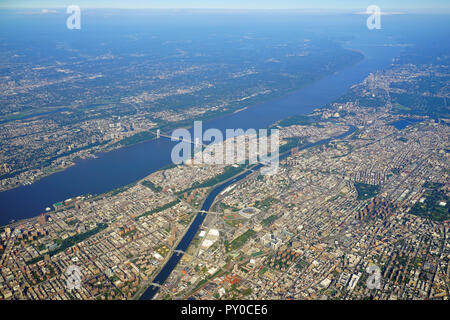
135;199;180;221
26;223;108;265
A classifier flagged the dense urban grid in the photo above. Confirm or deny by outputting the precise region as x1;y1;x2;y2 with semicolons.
0;7;449;301
0;59;448;300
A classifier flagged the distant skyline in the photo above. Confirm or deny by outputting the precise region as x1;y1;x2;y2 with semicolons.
1;0;449;12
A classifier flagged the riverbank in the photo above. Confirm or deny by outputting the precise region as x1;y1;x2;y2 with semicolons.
0;41;402;225
0;51;362;195
138;124;357;300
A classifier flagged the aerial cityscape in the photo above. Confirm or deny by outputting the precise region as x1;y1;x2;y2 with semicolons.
0;1;448;304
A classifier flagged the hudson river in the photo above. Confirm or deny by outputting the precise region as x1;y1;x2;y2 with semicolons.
0;41;401;225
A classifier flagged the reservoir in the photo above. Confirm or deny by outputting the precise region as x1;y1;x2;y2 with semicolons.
391;118;423;130
0;41;401;225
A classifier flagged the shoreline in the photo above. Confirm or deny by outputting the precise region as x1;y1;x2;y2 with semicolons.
0;39;402;225
0;51;364;195
139;124;357;299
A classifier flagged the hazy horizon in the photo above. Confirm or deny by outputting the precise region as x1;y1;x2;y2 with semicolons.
1;0;449;13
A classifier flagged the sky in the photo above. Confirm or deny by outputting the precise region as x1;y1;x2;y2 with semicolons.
0;0;449;12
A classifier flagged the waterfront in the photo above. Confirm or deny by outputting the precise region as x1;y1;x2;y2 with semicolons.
139;125;357;299
0;42;401;225
1;9;448;302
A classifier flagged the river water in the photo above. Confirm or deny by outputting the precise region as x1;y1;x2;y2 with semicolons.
139;125;357;299
0;41;401;225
